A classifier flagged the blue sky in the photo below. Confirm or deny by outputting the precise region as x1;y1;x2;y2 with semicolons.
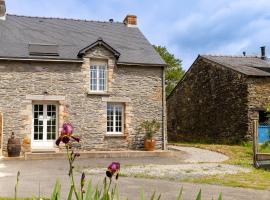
6;0;270;70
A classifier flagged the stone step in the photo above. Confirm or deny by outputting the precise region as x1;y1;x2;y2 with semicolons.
24;150;175;160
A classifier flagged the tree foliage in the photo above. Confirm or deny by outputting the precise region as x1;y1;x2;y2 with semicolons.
153;45;185;96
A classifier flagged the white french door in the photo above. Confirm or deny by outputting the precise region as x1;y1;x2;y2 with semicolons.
32;104;58;149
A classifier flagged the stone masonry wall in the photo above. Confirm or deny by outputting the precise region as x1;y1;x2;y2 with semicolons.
0;45;164;154
247;77;270;138
167;57;249;144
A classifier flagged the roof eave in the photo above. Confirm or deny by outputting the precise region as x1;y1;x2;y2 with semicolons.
117;61;166;67
0;56;83;63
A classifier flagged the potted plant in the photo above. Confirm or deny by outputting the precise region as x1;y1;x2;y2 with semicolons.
140;119;160;151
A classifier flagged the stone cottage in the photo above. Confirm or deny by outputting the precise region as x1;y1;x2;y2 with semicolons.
167;47;270;144
0;0;167;155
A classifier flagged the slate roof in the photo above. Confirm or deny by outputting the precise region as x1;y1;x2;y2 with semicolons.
0;14;165;65
201;55;270;76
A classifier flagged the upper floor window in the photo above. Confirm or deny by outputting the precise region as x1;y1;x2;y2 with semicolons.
90;60;107;92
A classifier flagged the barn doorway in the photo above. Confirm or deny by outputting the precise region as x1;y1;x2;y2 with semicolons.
258;111;270;144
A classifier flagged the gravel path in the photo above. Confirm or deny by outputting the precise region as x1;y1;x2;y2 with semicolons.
168;145;229;163
86;145;249;179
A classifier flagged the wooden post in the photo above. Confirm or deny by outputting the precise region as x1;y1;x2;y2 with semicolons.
253;119;259;167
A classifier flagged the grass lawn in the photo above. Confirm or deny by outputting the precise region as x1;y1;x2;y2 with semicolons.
171;142;270;190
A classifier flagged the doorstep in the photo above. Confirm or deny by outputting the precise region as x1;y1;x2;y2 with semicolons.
24;150;176;160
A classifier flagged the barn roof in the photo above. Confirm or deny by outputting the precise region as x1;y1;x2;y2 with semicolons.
201;55;270;76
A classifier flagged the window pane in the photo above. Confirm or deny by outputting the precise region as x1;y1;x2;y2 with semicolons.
107;104;123;133
90;64;107;92
34;105;44;141
47;104;57;141
90;65;97;91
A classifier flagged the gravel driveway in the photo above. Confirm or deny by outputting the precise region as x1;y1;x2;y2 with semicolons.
168;145;229;163
86;146;249;179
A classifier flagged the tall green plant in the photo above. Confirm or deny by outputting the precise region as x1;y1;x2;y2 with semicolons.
140;119;161;140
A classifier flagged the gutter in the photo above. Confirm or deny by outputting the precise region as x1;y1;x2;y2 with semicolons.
117;62;166;67
162;66;167;150
0;57;83;63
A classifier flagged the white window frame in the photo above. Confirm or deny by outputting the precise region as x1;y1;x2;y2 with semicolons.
90;60;108;92
107;103;124;134
31;103;59;149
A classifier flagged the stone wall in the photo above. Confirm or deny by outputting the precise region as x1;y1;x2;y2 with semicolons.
0;45;165;155
167;57;249;144
247;77;270;137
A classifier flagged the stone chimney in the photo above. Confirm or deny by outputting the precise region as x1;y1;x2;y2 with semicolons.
0;0;6;20
123;14;137;27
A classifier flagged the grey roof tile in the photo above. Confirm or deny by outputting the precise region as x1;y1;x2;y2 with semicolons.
201;55;270;76
0;14;165;65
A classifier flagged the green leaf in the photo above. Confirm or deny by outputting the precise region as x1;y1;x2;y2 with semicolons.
176;187;183;200
150;191;156;200
67;185;74;200
140;189;145;200
51;180;61;200
196;189;201;200
218;193;222;200
85;180;93;200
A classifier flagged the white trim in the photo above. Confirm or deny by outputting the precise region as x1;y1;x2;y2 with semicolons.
89;63;108;92
26;95;65;101
31;104;59;150
106;103;124;135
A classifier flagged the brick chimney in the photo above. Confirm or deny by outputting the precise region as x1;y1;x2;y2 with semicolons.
0;0;6;20
123;14;137;27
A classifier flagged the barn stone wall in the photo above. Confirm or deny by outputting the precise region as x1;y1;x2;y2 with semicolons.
167;57;249;144
247;77;270;137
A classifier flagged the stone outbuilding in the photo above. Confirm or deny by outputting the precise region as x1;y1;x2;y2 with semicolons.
0;1;167;155
167;47;270;144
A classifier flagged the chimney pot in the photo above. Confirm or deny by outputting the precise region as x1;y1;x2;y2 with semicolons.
261;46;266;60
123;14;137;27
0;0;6;20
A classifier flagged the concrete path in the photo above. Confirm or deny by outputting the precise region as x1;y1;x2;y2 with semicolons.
168;145;229;163
0;158;268;200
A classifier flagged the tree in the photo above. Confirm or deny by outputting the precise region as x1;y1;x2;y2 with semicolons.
153;45;185;96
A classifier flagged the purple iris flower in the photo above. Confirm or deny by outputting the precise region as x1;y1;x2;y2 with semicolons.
106;162;120;179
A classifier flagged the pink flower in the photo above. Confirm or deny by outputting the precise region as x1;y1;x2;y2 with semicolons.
108;162;120;173
106;162;120;179
62;123;73;135
55;123;80;146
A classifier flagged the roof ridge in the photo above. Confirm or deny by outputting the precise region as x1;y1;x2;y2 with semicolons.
201;54;259;58
6;13;124;24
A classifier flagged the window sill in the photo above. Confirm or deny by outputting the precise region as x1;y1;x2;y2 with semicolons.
105;133;126;138
87;91;111;96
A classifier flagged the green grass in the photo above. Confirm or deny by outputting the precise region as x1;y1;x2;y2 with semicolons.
259;141;270;153
0;198;49;200
171;142;270;190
